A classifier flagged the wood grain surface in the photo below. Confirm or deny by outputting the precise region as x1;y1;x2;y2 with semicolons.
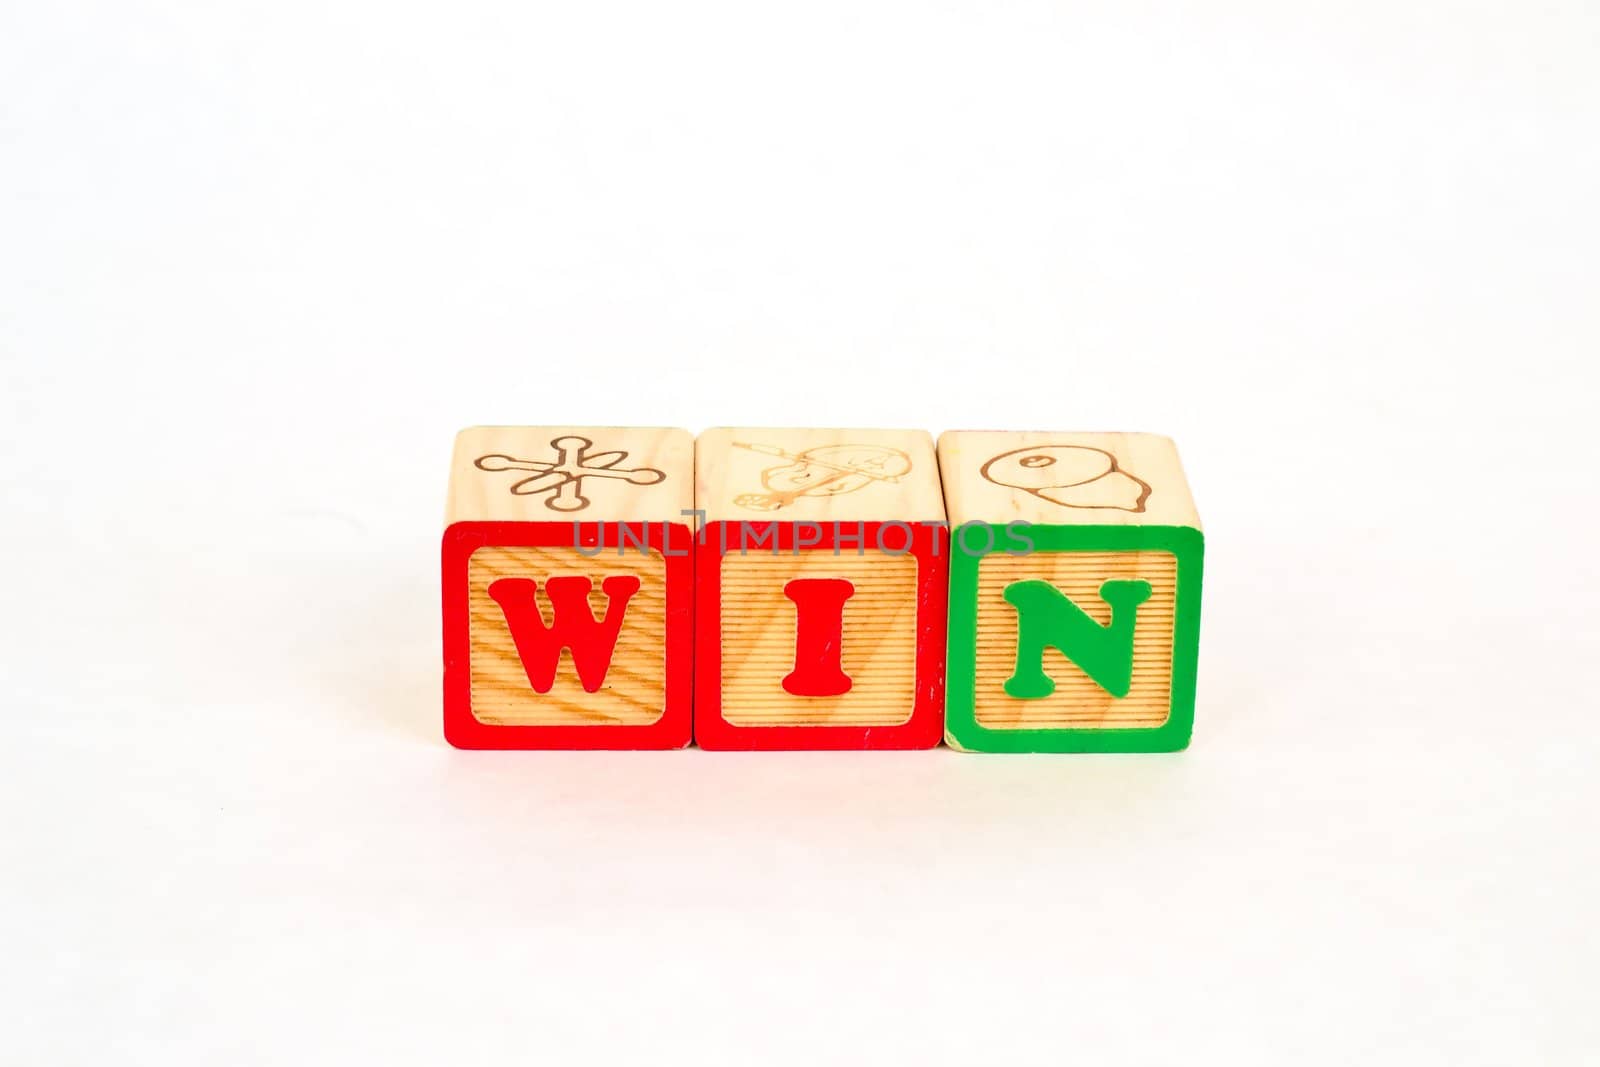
938;431;1200;528
696;427;945;524
719;550;919;726
973;549;1178;730
448;426;693;525
466;545;668;726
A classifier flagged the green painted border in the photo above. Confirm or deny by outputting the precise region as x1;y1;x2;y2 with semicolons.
945;524;1204;753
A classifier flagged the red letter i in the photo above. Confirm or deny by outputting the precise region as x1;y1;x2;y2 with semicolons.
781;578;854;697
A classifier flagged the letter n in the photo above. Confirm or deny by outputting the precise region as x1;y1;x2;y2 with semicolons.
1003;578;1153;699
487;575;640;693
782;578;854;696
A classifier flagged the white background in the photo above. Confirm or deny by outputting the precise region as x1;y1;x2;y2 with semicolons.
3;2;1597;1063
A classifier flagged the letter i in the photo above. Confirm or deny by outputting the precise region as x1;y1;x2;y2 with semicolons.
781;578;854;697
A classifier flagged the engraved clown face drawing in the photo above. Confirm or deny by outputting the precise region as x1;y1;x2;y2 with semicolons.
731;442;912;511
980;445;1151;512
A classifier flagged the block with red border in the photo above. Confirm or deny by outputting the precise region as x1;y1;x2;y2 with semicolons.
442;426;693;749
694;428;948;750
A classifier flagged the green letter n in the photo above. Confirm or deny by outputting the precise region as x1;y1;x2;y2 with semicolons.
1003;579;1153;699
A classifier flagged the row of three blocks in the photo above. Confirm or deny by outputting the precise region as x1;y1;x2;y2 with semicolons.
442;426;1203;752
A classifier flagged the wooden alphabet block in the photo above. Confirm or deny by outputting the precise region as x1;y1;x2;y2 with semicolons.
441;427;694;749
938;432;1204;752
694;428;949;750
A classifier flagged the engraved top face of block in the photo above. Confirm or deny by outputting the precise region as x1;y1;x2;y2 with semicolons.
938;431;1200;529
447;426;694;525
695;427;945;524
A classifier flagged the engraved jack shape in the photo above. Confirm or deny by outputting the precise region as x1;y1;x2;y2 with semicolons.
475;435;666;512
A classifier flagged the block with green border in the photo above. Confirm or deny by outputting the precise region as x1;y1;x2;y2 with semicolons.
937;431;1204;753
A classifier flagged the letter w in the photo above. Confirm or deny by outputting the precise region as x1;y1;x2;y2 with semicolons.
487;575;640;693
1003;579;1152;699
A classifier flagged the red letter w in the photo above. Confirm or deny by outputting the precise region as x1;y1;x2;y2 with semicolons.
487;575;640;693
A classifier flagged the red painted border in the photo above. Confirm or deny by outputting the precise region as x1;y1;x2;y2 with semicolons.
694;521;948;750
442;521;692;749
